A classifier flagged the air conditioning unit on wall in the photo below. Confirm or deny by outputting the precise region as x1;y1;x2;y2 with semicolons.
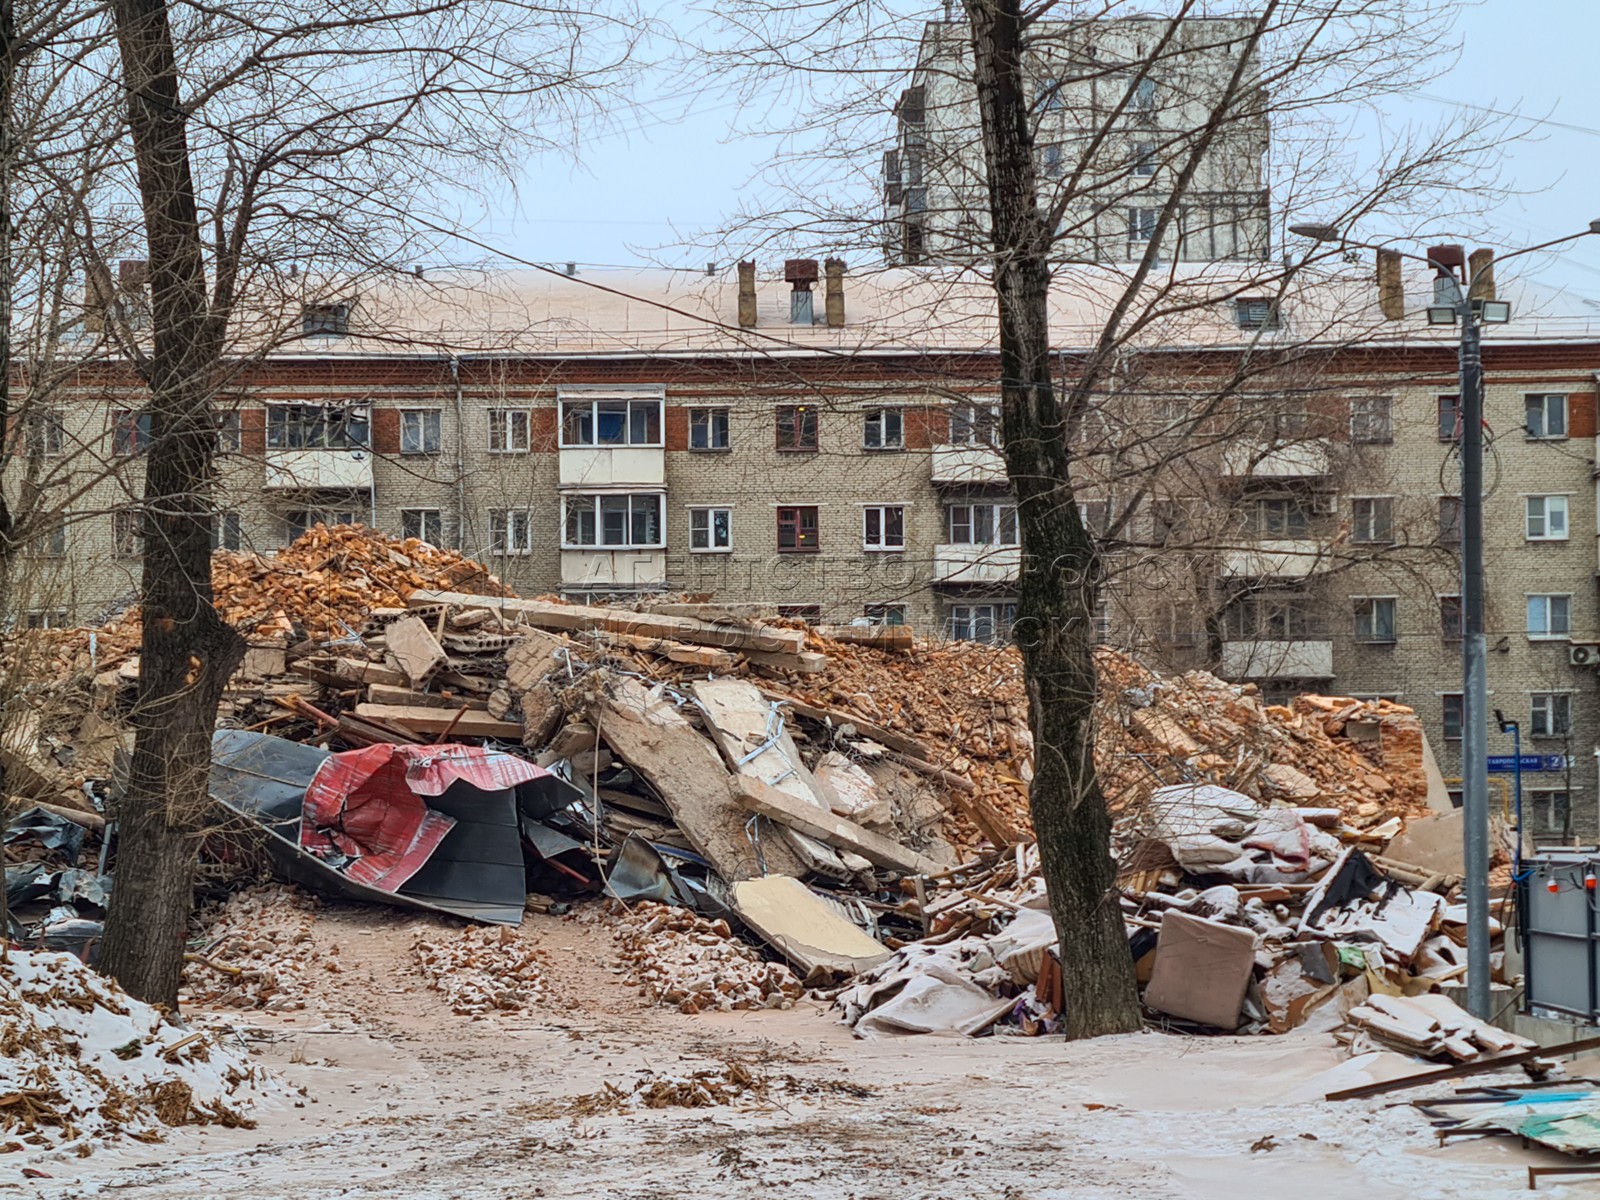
1569;643;1600;667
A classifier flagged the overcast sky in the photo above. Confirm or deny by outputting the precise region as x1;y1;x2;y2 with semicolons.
473;2;1600;301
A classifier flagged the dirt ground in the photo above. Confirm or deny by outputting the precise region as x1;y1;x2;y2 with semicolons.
9;899;1590;1200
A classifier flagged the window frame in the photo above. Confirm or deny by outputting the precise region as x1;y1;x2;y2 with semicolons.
688;506;733;553
1439;593;1463;642
112;409;153;456
862;504;906;551
112;508;142;559
862;408;904;451
1352;596;1398;644
1441;693;1464;741
947;602;1016;644
25;409;65;457
1127;206;1158;242
1234;298;1280;330
25;609;68;630
948;402;999;446
1350;496;1394;545
399;408;442;456
211;511;243;552
775;405;819;452
400;507;444;545
1530;692;1574;739
214;409;241;453
1437;495;1462;542
561;493;665;551
486;408;531;454
559;396;663;448
864;603;906;627
1529;788;1572;835
488;508;535;555
266;403;369;451
945;502;1018;546
1525;393;1569;440
286;508;357;544
1437;393;1462;442
776;504;820;553
1527;593;1573;640
1526;494;1571;541
301;302;350;338
1251;496;1309;538
688;407;731;452
1349;395;1393;444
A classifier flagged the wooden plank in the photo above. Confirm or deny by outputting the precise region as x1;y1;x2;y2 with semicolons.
758;689;935;762
384;616;447;686
732;776;942;875
407;589;807;654
816;624;915;651
352;703;521;739
592;676;807;882
1324;1034;1600;1101
366;683;488;711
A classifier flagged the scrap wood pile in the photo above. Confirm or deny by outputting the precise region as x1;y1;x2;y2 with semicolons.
0;950;278;1158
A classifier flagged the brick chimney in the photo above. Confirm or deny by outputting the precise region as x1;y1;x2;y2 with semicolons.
737;261;757;328
1376;248;1404;321
1468;248;1496;302
824;259;846;327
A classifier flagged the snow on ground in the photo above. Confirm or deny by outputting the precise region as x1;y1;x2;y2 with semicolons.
10;896;1593;1200
0;950;283;1177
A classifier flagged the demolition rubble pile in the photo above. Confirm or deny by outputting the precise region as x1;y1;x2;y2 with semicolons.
180;885;326;1012
602;901;804;1013
411;924;554;1016
0;951;276;1152
5;525;1497;1054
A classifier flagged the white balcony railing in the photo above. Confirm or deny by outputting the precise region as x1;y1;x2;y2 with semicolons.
930;443;1007;485
1220;640;1334;679
558;447;665;489
932;542;1021;584
263;449;373;490
560;549;667;590
1219;539;1328;579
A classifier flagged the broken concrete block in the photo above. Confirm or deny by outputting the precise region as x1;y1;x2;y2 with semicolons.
384;615;446;686
1144;910;1256;1029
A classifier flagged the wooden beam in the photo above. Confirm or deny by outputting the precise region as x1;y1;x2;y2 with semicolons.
731;777;942;876
407;589;807;654
366;683;488;711
352;703;521;739
757;689;934;761
1324;1034;1600;1101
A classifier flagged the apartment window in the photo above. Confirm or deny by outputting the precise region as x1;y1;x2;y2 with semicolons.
1224;594;1316;640
400;508;443;545
863;505;905;551
1132;76;1158;114
1530;693;1573;739
487;409;530;453
1035;78;1064;113
489;508;535;555
863;409;904;451
267;404;368;450
1039;143;1065;179
1128;207;1158;242
864;603;906;627
689;507;732;552
1351;497;1393;544
560;396;662;447
112;409;153;455
26;409;65;456
1234;298;1279;330
949;403;998;446
400;409;441;455
776;505;820;553
1439;594;1462;641
1131;141;1156;176
563;494;664;549
1441;693;1464;741
112;508;141;558
689;408;730;451
1079;500;1111;537
25;610;68;630
1526;495;1570;541
775;405;818;451
1437;393;1461;442
301;302;350;337
778;604;822;622
1350;396;1393;444
286;508;357;543
1250;497;1309;538
1529;789;1571;836
1353;597;1397;644
212;510;243;552
214;409;241;453
1526;393;1568;439
1527;594;1572;639
790;290;814;325
948;602;1015;644
947;503;1018;545
1437;496;1461;542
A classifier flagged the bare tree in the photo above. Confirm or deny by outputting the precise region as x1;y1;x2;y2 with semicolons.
699;0;1507;1037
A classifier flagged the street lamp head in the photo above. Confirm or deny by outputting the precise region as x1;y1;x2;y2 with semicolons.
1478;299;1512;325
1589;219;1600;235
1289;223;1341;242
1426;305;1458;326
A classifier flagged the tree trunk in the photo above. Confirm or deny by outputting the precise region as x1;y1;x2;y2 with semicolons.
0;0;13;944
965;0;1141;1039
98;0;244;1007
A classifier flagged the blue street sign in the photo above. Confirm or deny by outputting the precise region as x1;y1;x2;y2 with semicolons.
1487;754;1570;774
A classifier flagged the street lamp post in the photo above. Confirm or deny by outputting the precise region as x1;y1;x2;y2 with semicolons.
1290;221;1600;1021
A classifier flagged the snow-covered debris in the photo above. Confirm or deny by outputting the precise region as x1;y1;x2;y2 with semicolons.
0;950;278;1156
411;924;552;1015
180;884;325;1011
